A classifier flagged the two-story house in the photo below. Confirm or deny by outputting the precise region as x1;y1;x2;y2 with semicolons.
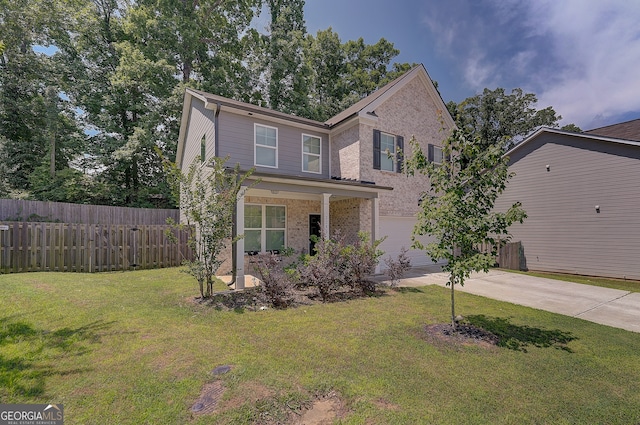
176;65;455;287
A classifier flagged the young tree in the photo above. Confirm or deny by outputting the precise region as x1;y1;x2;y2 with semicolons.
166;156;254;298
405;127;526;328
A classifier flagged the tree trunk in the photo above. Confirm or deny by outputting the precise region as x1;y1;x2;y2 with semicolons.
450;274;456;329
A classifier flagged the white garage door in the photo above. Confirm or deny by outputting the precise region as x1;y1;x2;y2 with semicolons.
379;216;442;269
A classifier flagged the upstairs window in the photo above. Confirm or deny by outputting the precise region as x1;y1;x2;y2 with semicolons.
428;144;444;165
373;129;404;173
302;134;321;173
255;124;278;168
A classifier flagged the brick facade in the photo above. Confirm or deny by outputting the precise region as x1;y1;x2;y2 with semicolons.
329;198;371;244
357;76;452;217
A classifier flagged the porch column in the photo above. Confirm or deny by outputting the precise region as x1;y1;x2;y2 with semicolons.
235;190;245;289
321;193;331;238
371;197;381;274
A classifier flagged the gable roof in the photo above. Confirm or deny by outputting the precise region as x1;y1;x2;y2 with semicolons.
186;88;330;130
325;64;455;128
584;118;640;141
505;126;640;159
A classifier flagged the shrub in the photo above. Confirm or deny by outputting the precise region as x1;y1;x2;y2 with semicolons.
296;234;348;302
383;247;412;287
341;232;384;293
250;252;295;308
295;231;385;301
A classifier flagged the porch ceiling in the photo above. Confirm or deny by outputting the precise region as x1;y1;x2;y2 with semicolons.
243;173;392;200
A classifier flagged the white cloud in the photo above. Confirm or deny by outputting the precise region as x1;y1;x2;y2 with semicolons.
529;1;640;127
421;0;640;128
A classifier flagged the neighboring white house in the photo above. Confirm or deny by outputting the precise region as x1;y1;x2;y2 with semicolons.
496;120;640;280
176;65;455;287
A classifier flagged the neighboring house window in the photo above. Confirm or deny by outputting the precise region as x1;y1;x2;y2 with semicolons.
428;144;444;165
302;134;321;173
255;124;278;168
373;129;404;173
244;204;286;253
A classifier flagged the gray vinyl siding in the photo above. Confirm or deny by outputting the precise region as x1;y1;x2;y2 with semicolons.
181;98;215;173
216;111;329;177
496;132;640;280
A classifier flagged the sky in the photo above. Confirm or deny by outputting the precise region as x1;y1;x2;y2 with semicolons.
300;0;640;130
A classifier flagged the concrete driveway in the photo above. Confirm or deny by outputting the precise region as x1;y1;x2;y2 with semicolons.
378;266;640;333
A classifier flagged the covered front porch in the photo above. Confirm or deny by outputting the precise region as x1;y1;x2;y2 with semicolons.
229;172;392;289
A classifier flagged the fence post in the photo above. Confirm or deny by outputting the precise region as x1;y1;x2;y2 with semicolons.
131;227;139;269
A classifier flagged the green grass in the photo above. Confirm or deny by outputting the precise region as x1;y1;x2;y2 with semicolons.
507;269;640;292
1;268;640;424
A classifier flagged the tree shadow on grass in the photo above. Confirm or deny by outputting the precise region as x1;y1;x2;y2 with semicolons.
0;316;113;399
392;287;424;294
465;315;577;352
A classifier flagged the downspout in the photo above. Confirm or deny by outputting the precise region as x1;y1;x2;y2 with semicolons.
216;102;238;288
214;101;221;158
228;185;238;288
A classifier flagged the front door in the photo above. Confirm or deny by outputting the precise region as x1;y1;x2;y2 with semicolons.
309;214;321;254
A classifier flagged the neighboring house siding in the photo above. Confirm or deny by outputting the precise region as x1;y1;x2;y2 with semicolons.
217;111;329;177
359;76;451;217
496;132;640;280
182;98;216;172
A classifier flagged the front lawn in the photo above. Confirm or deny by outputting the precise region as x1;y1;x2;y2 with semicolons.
1;268;640;424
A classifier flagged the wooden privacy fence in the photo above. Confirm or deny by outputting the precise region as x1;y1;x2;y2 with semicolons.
476;241;525;271
0;222;193;273
0;199;179;225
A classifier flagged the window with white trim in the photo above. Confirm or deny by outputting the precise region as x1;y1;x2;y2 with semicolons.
380;133;396;171
428;144;444;165
255;124;278;168
302;134;321;173
244;204;286;253
373;129;404;173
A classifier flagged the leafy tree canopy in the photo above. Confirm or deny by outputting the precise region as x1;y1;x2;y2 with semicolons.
447;88;580;150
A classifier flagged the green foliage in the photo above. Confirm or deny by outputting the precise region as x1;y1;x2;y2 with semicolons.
0;0;420;204
560;123;582;133
448;87;565;150
28;164;97;203
405;127;527;325
165;156;255;298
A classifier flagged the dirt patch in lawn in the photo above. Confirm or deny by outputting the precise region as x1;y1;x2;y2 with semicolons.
219;381;275;411
289;391;346;425
191;379;348;424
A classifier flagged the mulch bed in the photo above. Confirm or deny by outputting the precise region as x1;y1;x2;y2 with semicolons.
423;323;500;348
190;283;384;311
